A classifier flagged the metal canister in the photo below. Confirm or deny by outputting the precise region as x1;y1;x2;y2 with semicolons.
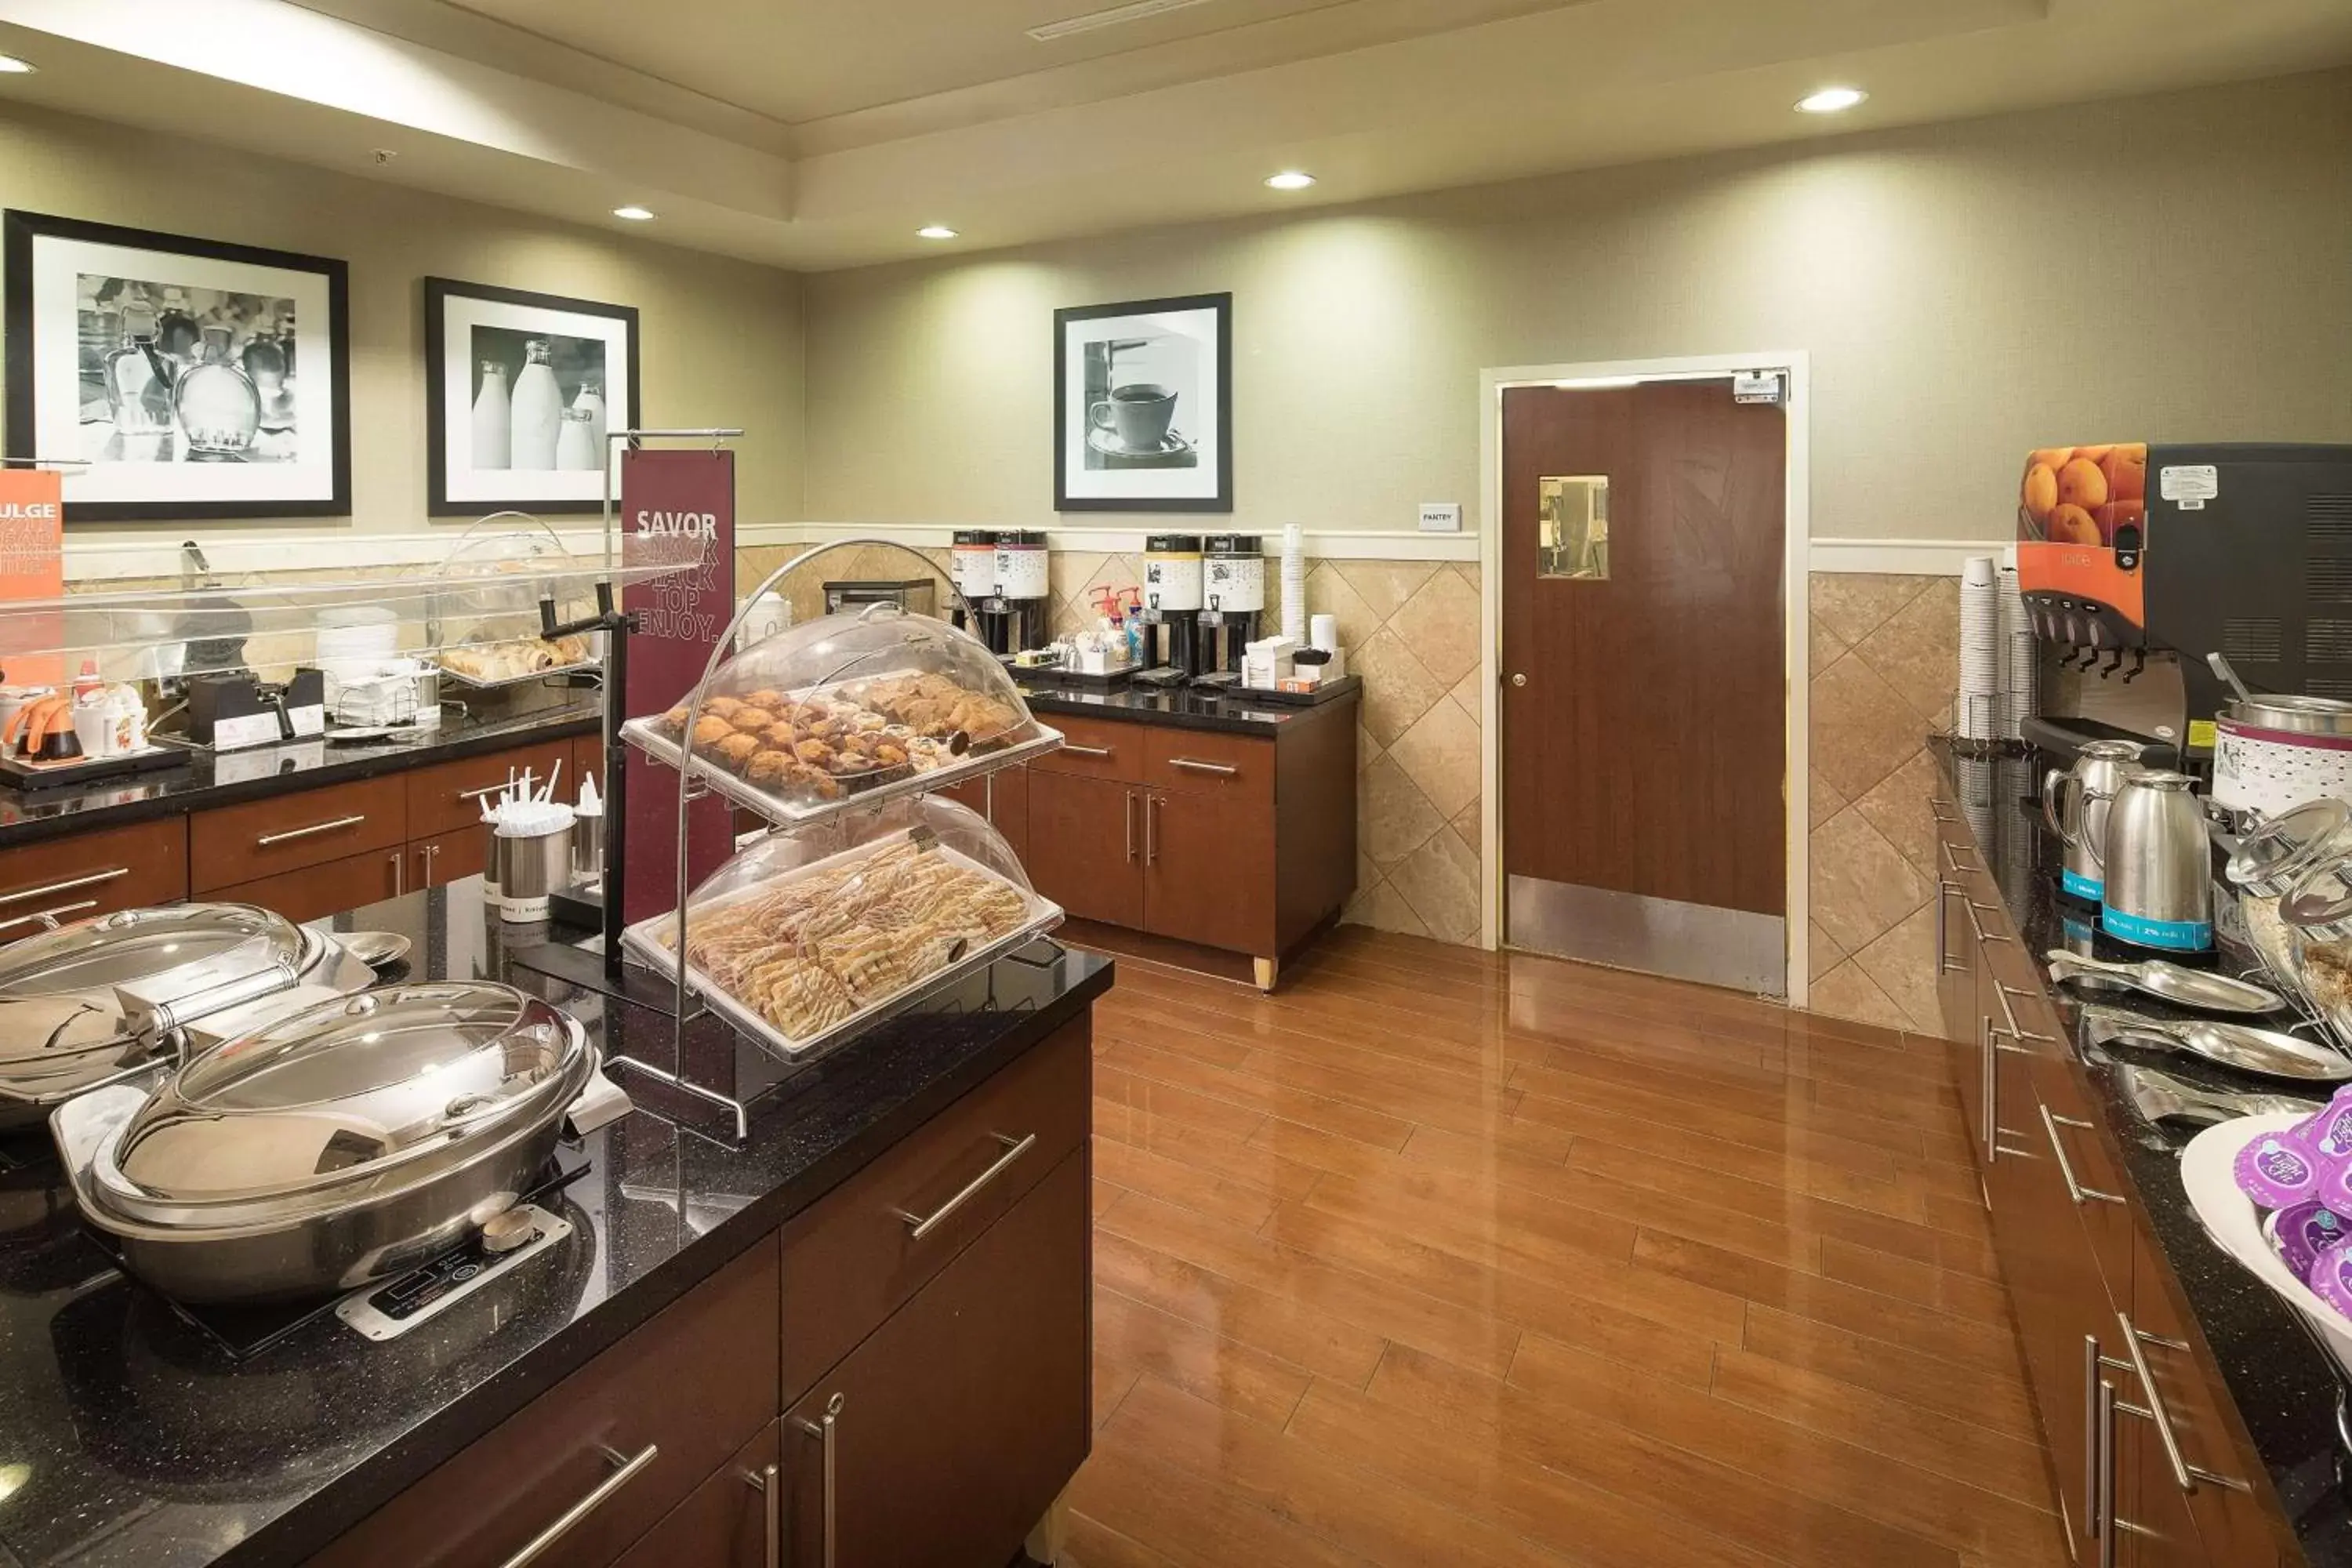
1203;535;1265;614
2093;771;2212;951
952;530;998;609
2040;740;2144;903
1142;535;1203;615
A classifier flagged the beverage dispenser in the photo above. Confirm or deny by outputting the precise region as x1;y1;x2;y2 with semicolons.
2014;441;2352;757
952;530;998;644
985;530;1051;656
1138;534;1205;686
1199;534;1265;688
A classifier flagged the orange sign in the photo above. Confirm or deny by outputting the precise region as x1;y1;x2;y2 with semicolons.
0;469;65;688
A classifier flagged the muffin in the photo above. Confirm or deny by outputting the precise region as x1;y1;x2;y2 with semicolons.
715;733;762;771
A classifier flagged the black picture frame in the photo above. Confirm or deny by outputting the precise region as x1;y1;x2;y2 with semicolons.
3;209;351;522
423;277;642;517
1054;291;1232;514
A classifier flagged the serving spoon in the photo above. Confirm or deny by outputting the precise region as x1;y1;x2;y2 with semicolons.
2047;950;2285;1015
2085;1007;2352;1081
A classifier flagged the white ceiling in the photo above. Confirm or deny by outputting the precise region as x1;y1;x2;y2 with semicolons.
0;0;2347;270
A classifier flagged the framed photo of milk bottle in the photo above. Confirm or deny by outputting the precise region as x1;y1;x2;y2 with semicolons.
1054;292;1231;513
424;278;640;516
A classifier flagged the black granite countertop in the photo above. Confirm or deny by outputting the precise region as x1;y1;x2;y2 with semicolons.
1933;739;2352;1563
1014;676;1357;736
0;705;601;851
0;877;1112;1568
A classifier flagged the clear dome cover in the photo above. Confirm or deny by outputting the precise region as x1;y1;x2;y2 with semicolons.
622;601;1062;826
622;793;1060;1057
421;517;606;681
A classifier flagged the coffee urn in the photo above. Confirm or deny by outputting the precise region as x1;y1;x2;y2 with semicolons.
1139;534;1205;684
985;530;1052;655
1199;534;1265;687
951;530;998;641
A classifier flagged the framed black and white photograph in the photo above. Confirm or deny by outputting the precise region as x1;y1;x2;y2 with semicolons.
424;278;640;516
3;210;350;522
1054;292;1230;513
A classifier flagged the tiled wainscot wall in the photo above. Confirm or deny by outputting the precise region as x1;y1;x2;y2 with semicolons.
737;544;1958;1029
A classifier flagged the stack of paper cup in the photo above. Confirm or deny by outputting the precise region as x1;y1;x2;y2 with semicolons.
1997;564;2034;741
1281;524;1307;644
1958;555;2002;742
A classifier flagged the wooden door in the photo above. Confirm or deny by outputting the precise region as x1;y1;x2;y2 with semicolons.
1025;771;1142;928
608;1423;781;1568
1144;786;1272;955
1499;379;1786;989
412;826;489;889
783;1149;1090;1568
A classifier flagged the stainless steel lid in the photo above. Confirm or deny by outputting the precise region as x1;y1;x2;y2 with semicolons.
92;981;587;1226
2222;695;2352;736
0;904;303;1000
2285;855;2352;939
2228;799;2352;898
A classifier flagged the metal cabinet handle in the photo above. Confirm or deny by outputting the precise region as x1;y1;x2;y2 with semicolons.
1145;793;1159;866
797;1393;844;1568
1996;983;2057;1044
390;850;404;898
256;813;365;847
1967;900;2015;944
898;1132;1036;1241
2041;1106;2125;1205
2082;1338;2103;1544
498;1442;658;1568
1942;840;1978;872
1929;796;1960;825
0;866;129;906
0;898;98;936
2115;1312;2251;1494
743;1462;781;1568
1062;743;1113;759
1169;757;1239;776
456;781;511;801
2097;1379;2118;1568
1123;790;1135;863
1935;880;1966;974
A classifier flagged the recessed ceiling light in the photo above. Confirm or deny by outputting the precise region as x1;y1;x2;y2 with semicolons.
1265;171;1316;191
0;54;36;74
1795;86;1867;114
916;225;960;240
612;205;656;221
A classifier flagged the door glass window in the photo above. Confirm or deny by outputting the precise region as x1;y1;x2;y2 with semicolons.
1538;475;1609;579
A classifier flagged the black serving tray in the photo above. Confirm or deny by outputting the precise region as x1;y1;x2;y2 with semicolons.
0;736;191;791
1226;673;1362;707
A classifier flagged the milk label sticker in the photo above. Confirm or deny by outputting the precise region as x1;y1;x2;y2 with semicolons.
2160;464;2219;510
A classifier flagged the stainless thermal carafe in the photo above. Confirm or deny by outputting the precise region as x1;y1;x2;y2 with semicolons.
2092;770;2213;951
2041;740;2144;904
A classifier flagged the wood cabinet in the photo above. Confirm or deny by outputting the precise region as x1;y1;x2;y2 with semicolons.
411;826;490;890
783;1149;1090;1568
210;846;409;924
0;816;187;943
1018;701;1356;987
936;762;1029;865
405;740;569;840
192;775;408;893
609;1422;781;1568
1930;785;2295;1568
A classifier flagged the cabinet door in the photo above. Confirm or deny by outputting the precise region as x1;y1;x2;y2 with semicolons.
191;774;407;892
785;1149;1090;1568
936;764;1028;864
0;817;186;944
405;739;569;840
412;826;490;889
1143;786;1273;955
1025;771;1142;929
609;1421;782;1568
209;845;405;925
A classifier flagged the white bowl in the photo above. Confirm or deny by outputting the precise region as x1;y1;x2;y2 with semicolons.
2180;1112;2352;1372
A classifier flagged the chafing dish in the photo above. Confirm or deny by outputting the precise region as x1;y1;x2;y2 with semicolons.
52;980;601;1303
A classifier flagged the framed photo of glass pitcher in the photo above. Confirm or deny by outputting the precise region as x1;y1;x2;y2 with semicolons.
1054;292;1231;513
3;209;350;522
424;278;640;517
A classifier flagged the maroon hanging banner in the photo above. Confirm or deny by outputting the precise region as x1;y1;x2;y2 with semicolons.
620;446;735;924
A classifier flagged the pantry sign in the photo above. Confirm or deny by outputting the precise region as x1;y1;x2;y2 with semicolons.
0;468;64;688
619;445;735;924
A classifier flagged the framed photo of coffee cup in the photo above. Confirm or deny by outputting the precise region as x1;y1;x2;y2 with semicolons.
1055;292;1230;513
424;278;640;516
3;210;350;522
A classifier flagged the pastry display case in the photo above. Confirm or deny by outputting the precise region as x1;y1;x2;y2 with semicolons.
621;794;1061;1061
423;516;605;688
620;599;1063;827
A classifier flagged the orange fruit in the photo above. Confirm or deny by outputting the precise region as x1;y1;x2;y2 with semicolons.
2075;444;2114;463
2030;447;2074;473
2022;463;2060;523
2048;503;2101;545
2057;456;2109;510
2101;447;2145;503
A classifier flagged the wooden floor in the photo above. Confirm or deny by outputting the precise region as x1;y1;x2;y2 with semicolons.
1060;925;2068;1568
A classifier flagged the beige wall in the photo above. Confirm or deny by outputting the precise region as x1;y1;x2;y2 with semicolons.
0;99;804;561
804;67;2352;541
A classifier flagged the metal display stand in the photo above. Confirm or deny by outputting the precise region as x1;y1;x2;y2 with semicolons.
605;531;1057;1142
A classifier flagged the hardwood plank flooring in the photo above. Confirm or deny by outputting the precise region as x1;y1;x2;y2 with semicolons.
1067;926;2067;1567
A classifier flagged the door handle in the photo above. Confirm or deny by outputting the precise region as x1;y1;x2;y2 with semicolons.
797;1393;844;1568
456;782;511;802
0;898;99;936
1145;793;1159;866
0;866;129;906
1935;880;1964;973
1061;743;1113;759
1509;672;1527;688
497;1442;658;1568
1168;757;1238;777
390;849;404;898
897;1133;1036;1241
2115;1312;2251;1494
1123;789;1135;863
1966;900;2014;944
256;813;365;847
742;1462;781;1568
1996;983;2056;1044
2042;1106;2125;1205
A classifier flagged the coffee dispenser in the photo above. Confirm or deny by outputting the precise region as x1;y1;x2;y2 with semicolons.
983;530;1052;656
1198;535;1265;688
1138;534;1205;685
951;529;997;641
2014;441;2352;757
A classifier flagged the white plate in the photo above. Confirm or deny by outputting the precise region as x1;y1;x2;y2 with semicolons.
2180;1111;2352;1372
